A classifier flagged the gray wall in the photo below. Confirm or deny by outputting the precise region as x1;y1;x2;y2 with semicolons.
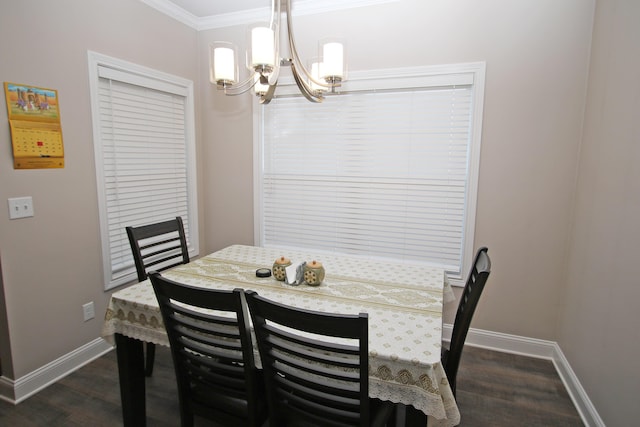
0;0;201;378
559;1;640;425
1;0;637;424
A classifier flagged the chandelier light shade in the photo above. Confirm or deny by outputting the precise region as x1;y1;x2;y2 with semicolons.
210;42;238;85
209;0;346;104
250;25;276;71
309;60;324;92
321;41;344;82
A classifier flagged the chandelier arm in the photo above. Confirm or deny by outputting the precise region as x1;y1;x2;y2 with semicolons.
291;62;323;103
259;82;278;104
269;0;278;28
285;0;313;82
219;73;259;96
284;0;333;90
267;0;282;85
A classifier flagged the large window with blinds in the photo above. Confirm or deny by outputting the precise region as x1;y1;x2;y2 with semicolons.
88;52;198;290
254;63;485;284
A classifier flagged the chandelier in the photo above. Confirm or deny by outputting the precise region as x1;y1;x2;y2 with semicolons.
209;0;346;104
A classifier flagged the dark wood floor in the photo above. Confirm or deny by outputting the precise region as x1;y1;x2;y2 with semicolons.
454;347;583;426
0;345;583;426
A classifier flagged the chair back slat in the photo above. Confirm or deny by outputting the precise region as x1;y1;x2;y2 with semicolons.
247;291;370;427
150;273;266;427
126;217;189;282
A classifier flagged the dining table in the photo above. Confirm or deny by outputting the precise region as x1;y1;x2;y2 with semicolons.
101;244;460;427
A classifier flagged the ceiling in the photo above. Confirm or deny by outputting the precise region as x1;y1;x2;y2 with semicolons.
142;0;397;30
166;0;267;18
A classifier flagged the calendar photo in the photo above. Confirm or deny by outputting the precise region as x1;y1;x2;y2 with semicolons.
4;82;60;122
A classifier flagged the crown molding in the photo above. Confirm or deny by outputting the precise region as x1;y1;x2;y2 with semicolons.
139;0;200;28
140;0;399;31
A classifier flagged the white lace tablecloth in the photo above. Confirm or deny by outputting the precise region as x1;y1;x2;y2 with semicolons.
102;245;460;426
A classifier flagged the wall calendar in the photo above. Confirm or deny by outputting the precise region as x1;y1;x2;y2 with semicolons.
4;82;64;169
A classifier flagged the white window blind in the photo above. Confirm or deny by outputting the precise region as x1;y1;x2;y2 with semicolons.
256;64;485;281
89;52;198;290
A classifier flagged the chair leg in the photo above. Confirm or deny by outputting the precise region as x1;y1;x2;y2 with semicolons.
394;403;406;427
144;343;156;377
404;404;427;427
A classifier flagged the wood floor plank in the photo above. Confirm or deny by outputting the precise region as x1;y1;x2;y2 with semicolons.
0;344;584;426
455;347;584;426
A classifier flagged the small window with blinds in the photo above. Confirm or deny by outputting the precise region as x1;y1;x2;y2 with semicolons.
88;52;198;290
255;63;485;284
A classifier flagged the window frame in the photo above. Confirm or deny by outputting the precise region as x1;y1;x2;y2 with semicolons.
253;62;485;286
88;51;199;290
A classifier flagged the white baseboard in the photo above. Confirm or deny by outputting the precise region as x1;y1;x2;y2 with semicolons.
443;324;605;427
0;338;113;404
551;343;606;427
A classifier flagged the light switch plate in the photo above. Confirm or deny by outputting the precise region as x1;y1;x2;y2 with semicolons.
8;197;34;219
82;302;95;321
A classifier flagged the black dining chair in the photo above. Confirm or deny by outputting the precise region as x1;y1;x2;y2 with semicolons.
442;246;491;397
126;216;190;377
149;272;267;427
246;291;396;427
